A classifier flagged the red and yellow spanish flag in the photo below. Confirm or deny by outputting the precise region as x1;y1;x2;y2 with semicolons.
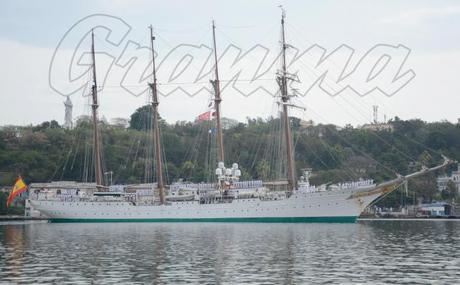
6;177;27;208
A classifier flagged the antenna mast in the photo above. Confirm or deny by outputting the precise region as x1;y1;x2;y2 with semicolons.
211;20;225;164
373;105;378;124
149;25;165;204
277;8;296;192
90;29;104;189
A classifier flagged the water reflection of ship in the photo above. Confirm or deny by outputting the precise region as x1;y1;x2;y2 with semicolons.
28;10;452;223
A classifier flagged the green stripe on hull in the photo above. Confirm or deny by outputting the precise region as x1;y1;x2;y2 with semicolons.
49;216;357;223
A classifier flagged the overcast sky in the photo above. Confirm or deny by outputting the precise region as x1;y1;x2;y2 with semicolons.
0;0;459;127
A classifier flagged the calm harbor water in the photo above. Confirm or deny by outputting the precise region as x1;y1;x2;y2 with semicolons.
0;220;459;284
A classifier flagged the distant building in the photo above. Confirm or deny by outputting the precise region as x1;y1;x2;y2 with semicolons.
110;118;129;128
63;96;73;129
417;202;452;217
76;115;91;125
436;163;460;192
360;105;393;131
0;186;10;193
408;161;422;172
299;119;314;128
0;126;22;137
101;115;109;125
361;123;393;132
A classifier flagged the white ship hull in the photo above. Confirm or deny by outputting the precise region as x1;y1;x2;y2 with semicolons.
29;187;382;223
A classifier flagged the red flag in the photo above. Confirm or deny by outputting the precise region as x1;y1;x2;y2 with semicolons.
196;111;211;122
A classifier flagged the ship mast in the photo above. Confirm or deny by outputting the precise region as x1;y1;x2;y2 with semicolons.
149;25;165;204
277;9;296;192
90;29;104;190
211;20;225;164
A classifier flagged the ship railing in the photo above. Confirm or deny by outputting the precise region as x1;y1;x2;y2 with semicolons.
335;179;375;190
297;186;320;193
170;182;217;191
259;191;287;201
232;180;263;188
199;194;234;204
170;180;264;192
28;193;82;202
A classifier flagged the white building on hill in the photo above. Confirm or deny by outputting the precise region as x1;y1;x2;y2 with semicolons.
437;163;460;192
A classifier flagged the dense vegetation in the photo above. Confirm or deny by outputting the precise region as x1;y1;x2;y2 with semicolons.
1;106;460;208
0;192;24;215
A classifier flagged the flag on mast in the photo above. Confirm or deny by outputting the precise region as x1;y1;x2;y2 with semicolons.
196;111;211;122
7;177;27;207
196;111;217;122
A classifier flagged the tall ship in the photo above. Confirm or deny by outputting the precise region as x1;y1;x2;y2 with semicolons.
28;12;452;223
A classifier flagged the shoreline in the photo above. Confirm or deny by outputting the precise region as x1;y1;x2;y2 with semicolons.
358;217;460;221
1;215;459;222
0;215;49;221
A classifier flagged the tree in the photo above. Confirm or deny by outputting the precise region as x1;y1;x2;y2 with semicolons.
418;151;433;166
0;192;24;215
181;161;196;180
409;173;437;203
2;114;460;208
255;160;270;179
129;105;152;130
446;180;458;202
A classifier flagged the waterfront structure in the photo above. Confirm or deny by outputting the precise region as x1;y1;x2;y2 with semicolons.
417;202;452;217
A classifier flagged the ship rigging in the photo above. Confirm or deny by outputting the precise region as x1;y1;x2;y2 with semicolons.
26;11;455;223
